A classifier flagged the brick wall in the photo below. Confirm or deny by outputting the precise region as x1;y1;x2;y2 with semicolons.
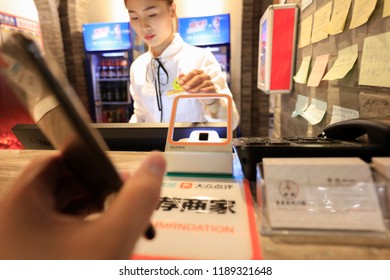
34;0;67;73
34;0;90;112
279;0;390;137
58;0;90;112
240;0;272;137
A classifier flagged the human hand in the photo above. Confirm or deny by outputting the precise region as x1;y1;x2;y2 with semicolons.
0;152;166;259
178;69;216;93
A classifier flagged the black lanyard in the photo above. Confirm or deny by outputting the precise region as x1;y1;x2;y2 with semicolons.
151;57;169;122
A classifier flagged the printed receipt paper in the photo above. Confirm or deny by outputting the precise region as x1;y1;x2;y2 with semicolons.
261;158;386;232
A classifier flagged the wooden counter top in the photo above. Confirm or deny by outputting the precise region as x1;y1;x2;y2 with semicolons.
1;149;390;259
0;149;149;198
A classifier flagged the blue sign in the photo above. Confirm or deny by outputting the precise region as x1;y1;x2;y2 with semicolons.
178;14;230;46
0;13;17;27
82;22;131;52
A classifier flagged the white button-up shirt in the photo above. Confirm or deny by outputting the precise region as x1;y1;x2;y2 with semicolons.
129;34;239;129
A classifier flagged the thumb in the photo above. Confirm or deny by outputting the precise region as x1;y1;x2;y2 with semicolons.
99;152;165;247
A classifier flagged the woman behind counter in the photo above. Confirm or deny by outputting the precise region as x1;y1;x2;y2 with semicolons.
124;0;240;129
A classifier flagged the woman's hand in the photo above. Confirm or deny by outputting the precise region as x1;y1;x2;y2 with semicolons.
0;152;166;259
178;69;216;93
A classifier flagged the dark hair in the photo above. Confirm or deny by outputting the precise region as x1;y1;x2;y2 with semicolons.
165;0;177;32
124;0;177;31
125;0;174;5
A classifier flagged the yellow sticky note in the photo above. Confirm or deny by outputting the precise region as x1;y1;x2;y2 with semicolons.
349;0;377;29
325;0;352;35
311;2;332;43
294;56;312;84
298;15;313;48
323;44;358;81
307;54;330;87
384;0;390;18
359;32;390;88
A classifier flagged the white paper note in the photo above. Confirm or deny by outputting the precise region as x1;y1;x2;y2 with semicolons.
330;105;359;124
291;94;309;117
302;0;313;11
300;98;327;125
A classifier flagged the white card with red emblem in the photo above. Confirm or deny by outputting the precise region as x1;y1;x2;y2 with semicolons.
262;157;386;232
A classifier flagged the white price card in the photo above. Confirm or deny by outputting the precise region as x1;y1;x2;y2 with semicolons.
262;158;386;232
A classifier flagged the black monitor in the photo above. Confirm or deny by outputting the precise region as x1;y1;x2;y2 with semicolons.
12;122;228;151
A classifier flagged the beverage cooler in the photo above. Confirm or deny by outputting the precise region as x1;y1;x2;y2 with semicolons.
82;22;142;123
178;14;231;85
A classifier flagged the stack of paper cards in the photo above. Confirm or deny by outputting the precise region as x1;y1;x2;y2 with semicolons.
261;158;386;232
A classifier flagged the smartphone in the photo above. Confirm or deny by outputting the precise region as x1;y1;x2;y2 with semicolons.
0;33;155;238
